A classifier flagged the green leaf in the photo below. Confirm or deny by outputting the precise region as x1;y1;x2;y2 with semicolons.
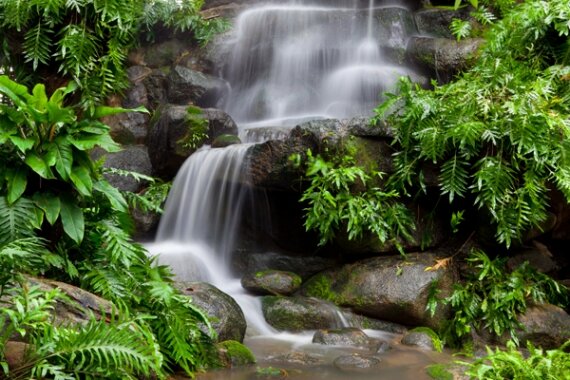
10;136;34;153
60;196;84;244
33;193;61;225
0;75;30;107
69;165;93;196
93;180;128;212
6;169;28;204
49;137;73;180
24;153;54;179
69;133;121;152
91;105;149;119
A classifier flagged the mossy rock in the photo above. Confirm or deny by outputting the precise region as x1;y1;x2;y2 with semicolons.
216;340;256;368
241;270;302;296
212;134;242;148
426;364;454;380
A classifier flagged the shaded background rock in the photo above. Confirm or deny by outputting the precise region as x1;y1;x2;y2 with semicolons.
241;270;302;296
91;145;153;192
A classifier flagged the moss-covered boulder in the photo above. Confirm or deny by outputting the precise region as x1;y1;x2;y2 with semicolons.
301;252;456;330
261;296;346;332
216;340;256;368
212;134;242;148
241;270;302;296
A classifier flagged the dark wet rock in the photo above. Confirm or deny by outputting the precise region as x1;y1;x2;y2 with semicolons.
301;252;456;329
167;65;229;107
346;314;407;334
407;36;484;76
212;134;241;148
131;207;161;241
132;39;188;68
237;252;338;281
147;105;238;179
91;145;152;192
312;328;371;348
512;304;570;349
401;330;437;351
506;244;559;275
333;354;381;372
261;296;347;332
414;7;473;38
175;282;247;343
344;117;394;138
216;340;256;368
143;69;169;108
266;351;325;366
241;270;302;296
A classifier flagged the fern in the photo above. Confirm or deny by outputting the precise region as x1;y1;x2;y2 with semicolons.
0;196;40;244
22;21;52;70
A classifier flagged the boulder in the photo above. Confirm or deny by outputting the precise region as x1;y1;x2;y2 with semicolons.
91;145;153;192
241;270;302;296
301;252;456;329
407;36;484;77
216;340;256;368
506;244;559;275
333;354;381;372
312;328;371;348
212;134;241;148
401;330;437;351
167;65;229;107
265;351;324;366
261;296;347;332
414;7;473;39
513;304;570;349
3;341;29;370
236;252;338;281
0;277;114;328
147;105;238;179
129;40;188;68
175;282;247;343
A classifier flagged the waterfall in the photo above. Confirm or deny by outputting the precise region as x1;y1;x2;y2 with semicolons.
151;0;418;337
221;0;418;126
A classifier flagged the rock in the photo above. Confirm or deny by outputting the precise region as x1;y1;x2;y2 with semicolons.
513;304;570;349
401;330;437;351
344;117;394;139
333;354;381;372
212;134;241;148
175;282;247;343
132;40;188;68
143;69;169;108
167;65;229;107
506;244;559;275
414;7;473;39
346;314;407;334
241;270;302;296
91;145;153;192
261;296;347;332
216;340;256;368
301;252;456;329
236;252;337;282
147;105;238;179
0;277;114;329
265;351;324;366
407;36;484;77
131;207;161;241
3;341;29;370
105;112;150;144
246;119;344;189
312;328;371;348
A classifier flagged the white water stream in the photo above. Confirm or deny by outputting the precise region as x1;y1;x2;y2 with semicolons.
148;1;440;375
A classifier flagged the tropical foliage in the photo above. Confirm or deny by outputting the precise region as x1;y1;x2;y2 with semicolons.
292;148;415;250
463;341;570;379
0;76;214;378
433;250;568;346
374;0;570;247
0;0;226;109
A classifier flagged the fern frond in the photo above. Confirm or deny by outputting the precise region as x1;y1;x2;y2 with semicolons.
473;156;515;212
23;21;53;70
96;219;146;267
0;196;40;245
440;154;469;203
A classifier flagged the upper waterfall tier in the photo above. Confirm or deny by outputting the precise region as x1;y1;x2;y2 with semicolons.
220;1;421;126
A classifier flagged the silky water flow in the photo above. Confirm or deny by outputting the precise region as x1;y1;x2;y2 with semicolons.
148;1;447;378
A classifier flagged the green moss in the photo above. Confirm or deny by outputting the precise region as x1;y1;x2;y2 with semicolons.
212;134;241;148
217;340;256;367
303;274;343;304
426;364;453;380
410;327;443;353
255;366;287;378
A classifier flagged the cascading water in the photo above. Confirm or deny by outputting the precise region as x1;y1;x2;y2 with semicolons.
151;0;431;371
222;0;420;127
